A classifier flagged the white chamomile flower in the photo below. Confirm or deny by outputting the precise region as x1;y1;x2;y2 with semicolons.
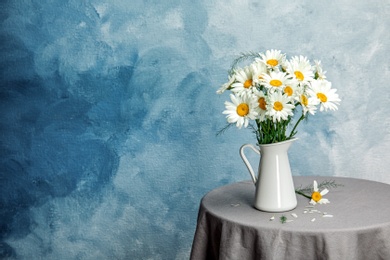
314;60;327;80
297;93;318;116
308;80;341;111
252;88;268;122
217;74;235;94
283;81;299;98
261;71;290;92
287;55;314;84
223;94;258;129
251;60;268;84
310;180;330;205
231;66;255;96
294;85;318;115
266;92;295;122
259;49;286;69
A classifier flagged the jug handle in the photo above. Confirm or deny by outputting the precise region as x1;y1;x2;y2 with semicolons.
239;144;260;185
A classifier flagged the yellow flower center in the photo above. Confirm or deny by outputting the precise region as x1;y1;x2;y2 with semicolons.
317;93;328;102
273;101;283;111
284;86;293;96
258;97;267;110
244;79;253;89
267;59;278;66
270;79;282;87
294;71;304;81
236;103;249;117
301;94;308;106
311;191;322;202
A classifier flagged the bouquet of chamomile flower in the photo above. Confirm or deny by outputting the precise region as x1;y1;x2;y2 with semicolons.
217;49;341;144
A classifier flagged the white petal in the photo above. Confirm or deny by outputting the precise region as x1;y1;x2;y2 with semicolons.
323;214;333;218
313;180;318;191
291;213;298;218
311;218;316;222
319;198;330;204
309;199;317;205
320;188;329;196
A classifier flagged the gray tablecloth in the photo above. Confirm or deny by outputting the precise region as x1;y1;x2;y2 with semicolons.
190;176;390;260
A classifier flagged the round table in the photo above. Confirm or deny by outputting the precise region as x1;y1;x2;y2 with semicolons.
190;176;390;260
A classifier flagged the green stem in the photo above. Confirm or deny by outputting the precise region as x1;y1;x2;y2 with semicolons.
295;190;312;199
289;114;305;139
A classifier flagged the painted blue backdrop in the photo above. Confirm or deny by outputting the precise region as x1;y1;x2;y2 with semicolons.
1;0;389;259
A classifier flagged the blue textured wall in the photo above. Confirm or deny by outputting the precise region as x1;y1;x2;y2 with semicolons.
1;0;389;259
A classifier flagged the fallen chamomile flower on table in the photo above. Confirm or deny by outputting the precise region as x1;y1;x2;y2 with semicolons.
310;180;330;205
295;179;342;204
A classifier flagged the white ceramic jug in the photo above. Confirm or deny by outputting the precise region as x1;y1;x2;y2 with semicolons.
239;138;297;212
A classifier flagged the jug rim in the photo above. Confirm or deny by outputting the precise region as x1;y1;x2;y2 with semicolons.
258;137;298;147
